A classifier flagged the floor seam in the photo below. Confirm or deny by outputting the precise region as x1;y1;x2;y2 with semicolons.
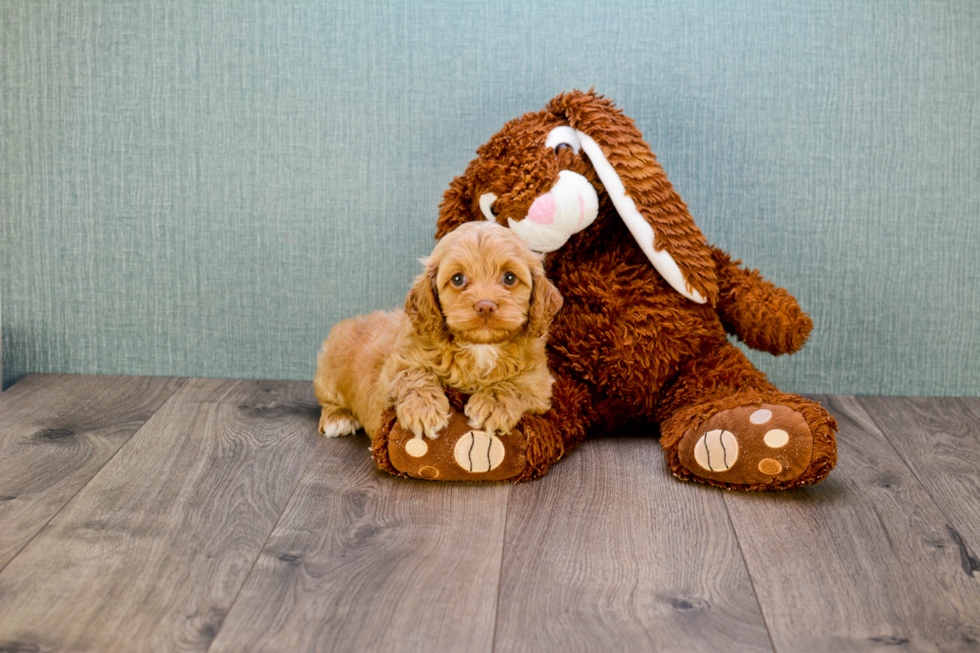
205;434;321;652
852;394;978;549
489;482;514;653
723;492;779;653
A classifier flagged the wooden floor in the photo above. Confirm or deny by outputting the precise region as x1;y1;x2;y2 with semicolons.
0;375;978;652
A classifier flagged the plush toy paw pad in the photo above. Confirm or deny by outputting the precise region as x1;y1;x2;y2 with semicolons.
692;429;739;471
387;408;526;481
677;404;813;486
453;431;506;473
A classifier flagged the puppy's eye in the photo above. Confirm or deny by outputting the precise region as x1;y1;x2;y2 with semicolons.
502;272;517;286
450;273;466;287
554;143;572;155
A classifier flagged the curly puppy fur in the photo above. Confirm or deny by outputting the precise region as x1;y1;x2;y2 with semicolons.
314;221;563;441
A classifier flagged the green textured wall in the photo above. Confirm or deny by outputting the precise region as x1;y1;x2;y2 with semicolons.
2;1;978;395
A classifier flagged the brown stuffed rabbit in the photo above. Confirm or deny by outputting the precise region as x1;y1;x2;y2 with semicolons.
372;90;837;490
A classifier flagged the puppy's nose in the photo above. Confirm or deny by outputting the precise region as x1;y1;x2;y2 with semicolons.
474;300;498;317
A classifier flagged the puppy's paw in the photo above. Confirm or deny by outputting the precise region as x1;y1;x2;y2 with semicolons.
397;387;451;439
319;408;360;438
465;391;523;435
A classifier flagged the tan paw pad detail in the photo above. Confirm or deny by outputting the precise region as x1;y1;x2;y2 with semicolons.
750;409;772;424
418;466;439;480
758;458;783;475
404;437;428;457
763;429;789;448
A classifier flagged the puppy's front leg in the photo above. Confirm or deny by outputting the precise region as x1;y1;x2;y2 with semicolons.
465;381;542;435
389;368;451;439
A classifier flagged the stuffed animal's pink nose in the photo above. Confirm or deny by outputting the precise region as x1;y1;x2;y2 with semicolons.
474;300;497;317
527;193;556;225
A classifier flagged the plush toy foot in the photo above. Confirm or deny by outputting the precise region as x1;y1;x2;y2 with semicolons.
386;407;528;481
371;388;563;482
661;394;837;491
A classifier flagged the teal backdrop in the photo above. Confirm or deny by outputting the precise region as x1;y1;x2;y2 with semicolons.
2;1;978;395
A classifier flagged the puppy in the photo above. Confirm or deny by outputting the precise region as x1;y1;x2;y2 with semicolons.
314;221;563;443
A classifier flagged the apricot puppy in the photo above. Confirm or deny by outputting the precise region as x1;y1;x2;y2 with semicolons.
314;221;563;442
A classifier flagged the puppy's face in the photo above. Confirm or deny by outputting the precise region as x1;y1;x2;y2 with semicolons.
406;222;562;344
436;227;533;345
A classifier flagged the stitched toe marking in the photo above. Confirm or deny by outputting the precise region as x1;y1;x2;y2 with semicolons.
693;429;739;472
454;431;505;473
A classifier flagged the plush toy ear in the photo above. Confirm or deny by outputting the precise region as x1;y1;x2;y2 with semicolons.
436;175;476;239
548;90;718;305
404;260;446;337
526;265;564;339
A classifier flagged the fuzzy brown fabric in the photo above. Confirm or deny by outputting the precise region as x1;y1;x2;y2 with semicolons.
378;90;837;490
370;407;403;478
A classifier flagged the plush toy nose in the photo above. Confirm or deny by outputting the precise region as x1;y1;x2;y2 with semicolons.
507;170;598;254
474;300;498;317
526;193;556;226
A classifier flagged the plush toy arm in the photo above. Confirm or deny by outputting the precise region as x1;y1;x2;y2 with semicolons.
711;247;813;356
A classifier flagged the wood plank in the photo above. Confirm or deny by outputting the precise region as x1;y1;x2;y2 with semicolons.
208;433;511;653
724;395;980;652
0;373;185;569
493;434;773;653
859;396;980;549
0;378;320;653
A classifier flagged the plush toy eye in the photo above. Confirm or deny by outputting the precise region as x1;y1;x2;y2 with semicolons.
479;193;498;221
544;126;582;156
450;273;466;287
502;271;517;286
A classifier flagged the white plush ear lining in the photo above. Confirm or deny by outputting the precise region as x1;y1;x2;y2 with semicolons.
575;130;706;304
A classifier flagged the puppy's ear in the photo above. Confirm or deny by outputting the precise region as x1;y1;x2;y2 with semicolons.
548;89;718;305
436;175;476;239
405;260;446;337
526;267;564;339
